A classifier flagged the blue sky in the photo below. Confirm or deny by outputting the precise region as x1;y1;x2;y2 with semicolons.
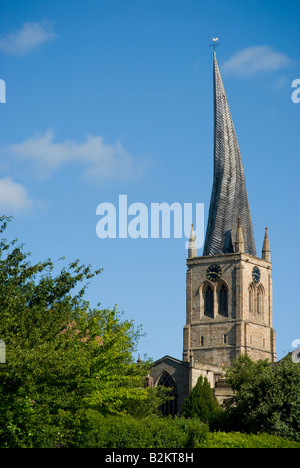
0;0;299;362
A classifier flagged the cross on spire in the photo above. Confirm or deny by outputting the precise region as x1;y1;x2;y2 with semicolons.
209;37;220;52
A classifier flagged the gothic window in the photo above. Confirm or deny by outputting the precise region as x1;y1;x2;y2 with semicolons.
257;291;260;314
204;285;214;318
157;372;177;417
257;285;264;316
249;284;255;314
218;284;228;317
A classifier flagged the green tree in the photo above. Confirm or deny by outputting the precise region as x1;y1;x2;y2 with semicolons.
182;376;220;423
224;354;300;440
0;217;165;447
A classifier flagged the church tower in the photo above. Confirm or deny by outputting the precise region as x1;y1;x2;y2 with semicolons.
150;48;277;415
183;51;276;368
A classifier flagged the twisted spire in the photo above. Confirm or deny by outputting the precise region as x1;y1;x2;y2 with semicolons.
203;52;256;257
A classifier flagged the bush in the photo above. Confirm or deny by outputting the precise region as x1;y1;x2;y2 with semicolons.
201;432;300;448
76;412;208;448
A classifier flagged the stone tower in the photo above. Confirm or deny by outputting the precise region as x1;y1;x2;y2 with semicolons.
183;52;276;368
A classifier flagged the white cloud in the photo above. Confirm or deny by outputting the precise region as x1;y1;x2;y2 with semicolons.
222;46;295;77
7;130;149;182
0;177;33;213
0;20;55;56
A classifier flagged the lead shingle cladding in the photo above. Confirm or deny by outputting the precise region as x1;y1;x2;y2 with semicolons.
203;52;257;257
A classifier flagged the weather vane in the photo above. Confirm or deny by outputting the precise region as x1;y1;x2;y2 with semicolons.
209;37;220;52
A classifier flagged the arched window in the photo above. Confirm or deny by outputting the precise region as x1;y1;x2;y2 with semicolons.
257;285;264;316
256;291;260;314
204;285;214;318
218;284;228;317
157;372;177;417
249;284;255;314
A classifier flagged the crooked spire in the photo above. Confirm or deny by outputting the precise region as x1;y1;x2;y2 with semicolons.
203;52;256;257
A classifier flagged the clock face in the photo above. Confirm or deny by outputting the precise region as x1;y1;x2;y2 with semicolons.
207;264;222;282
252;266;261;284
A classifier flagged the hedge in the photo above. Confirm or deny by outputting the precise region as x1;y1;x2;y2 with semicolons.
77;412;208;448
201;432;300;448
76;412;300;448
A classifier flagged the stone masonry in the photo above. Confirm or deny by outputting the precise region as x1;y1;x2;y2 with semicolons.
183;250;276;369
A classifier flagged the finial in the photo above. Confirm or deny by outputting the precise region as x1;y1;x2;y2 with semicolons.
209;37;220;52
188;223;197;259
235;216;244;253
262;227;271;261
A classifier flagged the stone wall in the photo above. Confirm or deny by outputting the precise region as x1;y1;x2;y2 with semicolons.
184;252;276;367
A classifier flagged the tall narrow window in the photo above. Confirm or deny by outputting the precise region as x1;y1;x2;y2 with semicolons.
219;284;228;317
257;290;260;314
249;284;255;314
204;285;214;318
257;285;264;316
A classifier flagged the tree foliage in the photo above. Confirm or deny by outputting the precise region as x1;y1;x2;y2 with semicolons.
182;375;220;422
0;216;165;447
223;354;300;441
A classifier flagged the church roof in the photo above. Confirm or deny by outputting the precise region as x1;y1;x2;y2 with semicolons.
203;52;256;257
153;355;187;367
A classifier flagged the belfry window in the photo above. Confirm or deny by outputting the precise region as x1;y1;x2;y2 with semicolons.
204;285;214;318
257;292;260;314
218;284;228;317
257;285;264;316
249;284;255;314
